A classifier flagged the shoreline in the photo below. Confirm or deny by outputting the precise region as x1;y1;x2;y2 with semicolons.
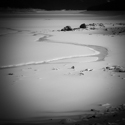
38;34;108;62
0;35;109;70
1;104;125;124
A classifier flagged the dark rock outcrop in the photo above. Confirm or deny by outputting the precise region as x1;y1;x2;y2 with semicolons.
90;27;96;30
80;23;86;29
8;73;14;75
61;26;72;31
79;72;84;75
88;23;96;26
99;23;105;28
71;66;75;69
60;23;87;31
105;65;125;72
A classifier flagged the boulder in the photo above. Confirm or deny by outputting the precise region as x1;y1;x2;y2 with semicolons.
8;73;13;75
79;72;84;75
89;23;96;26
90;27;96;30
99;23;104;26
61;26;72;31
71;66;75;69
113;67;125;72
80;23;86;29
84;68;93;71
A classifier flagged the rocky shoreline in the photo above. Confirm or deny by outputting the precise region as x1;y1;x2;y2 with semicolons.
51;22;125;36
1;104;125;125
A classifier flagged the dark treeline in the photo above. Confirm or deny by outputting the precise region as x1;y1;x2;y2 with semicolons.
0;0;108;10
87;0;125;11
0;0;124;11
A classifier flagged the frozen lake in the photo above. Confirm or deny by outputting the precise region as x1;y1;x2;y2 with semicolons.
0;11;125;123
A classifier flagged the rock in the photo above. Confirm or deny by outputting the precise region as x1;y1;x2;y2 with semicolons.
61;26;72;31
87;115;96;119
80;23;86;29
90;27;96;30
84;69;93;71
106;66;114;70
71;66;75;69
105;66;125;72
90;109;98;112
79;72;84;75
84;69;88;71
8;73;13;75
89;23;96;26
114;67;125;72
99;23;105;27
